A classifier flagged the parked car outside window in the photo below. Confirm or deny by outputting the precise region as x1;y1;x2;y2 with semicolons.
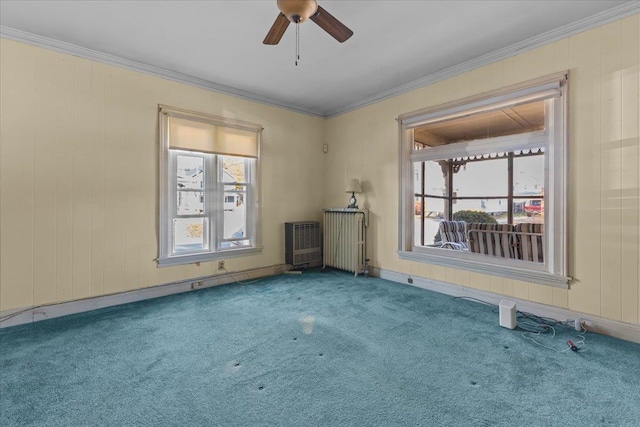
524;199;543;216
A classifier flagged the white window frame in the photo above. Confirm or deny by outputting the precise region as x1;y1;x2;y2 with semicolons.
397;72;569;288
217;155;255;249
158;105;262;267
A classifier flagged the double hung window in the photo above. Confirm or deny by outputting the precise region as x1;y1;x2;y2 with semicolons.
398;73;569;287
158;105;262;266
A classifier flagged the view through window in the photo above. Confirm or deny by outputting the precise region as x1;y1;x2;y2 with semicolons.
398;74;569;287
413;149;544;248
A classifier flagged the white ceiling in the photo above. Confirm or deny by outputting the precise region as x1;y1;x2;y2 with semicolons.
1;1;638;117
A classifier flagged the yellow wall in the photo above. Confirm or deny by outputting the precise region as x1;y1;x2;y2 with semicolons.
2;15;639;328
0;38;325;312
324;15;640;326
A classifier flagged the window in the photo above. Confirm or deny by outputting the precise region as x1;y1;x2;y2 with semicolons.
398;73;569;287
414;149;544;246
158;105;262;266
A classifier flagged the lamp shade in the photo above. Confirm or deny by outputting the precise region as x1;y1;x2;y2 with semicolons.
345;179;362;193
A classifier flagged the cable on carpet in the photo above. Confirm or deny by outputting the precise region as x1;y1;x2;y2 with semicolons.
452;296;498;308
451;295;587;353
521;332;586;353
516;310;587;353
222;267;266;285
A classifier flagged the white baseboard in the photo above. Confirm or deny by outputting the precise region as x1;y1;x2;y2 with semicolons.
4;264;638;344
373;267;640;344
0;264;288;329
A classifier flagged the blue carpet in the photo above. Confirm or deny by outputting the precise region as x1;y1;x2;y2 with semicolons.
1;270;639;426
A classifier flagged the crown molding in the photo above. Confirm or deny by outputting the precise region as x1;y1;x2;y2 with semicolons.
2;2;639;119
323;1;640;118
0;25;325;118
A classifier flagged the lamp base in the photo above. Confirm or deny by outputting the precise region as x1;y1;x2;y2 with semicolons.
347;192;358;209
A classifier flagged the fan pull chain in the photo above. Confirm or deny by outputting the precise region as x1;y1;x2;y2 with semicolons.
295;22;300;66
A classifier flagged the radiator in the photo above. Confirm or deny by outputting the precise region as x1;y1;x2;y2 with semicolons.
285;222;322;268
323;209;367;276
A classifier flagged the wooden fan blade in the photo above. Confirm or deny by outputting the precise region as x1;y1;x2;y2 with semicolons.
310;5;353;43
263;13;290;45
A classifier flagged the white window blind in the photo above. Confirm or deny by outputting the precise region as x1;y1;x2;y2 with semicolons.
167;115;259;158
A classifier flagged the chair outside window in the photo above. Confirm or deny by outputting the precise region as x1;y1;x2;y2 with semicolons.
468;223;518;259
438;221;469;250
513;223;544;262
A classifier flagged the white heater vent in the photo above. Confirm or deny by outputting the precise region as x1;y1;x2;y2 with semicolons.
323;209;367;276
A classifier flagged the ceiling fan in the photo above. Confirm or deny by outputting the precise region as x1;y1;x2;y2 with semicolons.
263;0;353;45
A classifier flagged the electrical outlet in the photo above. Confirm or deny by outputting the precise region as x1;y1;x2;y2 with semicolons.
218;261;225;270
191;281;203;290
408;277;413;284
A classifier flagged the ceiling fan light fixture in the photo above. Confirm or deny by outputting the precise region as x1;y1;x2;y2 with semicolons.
277;0;318;24
263;0;352;47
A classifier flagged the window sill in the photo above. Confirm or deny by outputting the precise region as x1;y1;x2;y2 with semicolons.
157;246;262;267
397;249;569;288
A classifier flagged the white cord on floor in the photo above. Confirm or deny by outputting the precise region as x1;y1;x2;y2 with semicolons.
222;267;265;285
520;331;586;353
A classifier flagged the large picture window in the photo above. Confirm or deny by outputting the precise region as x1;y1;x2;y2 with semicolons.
158;105;262;266
398;73;569;287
